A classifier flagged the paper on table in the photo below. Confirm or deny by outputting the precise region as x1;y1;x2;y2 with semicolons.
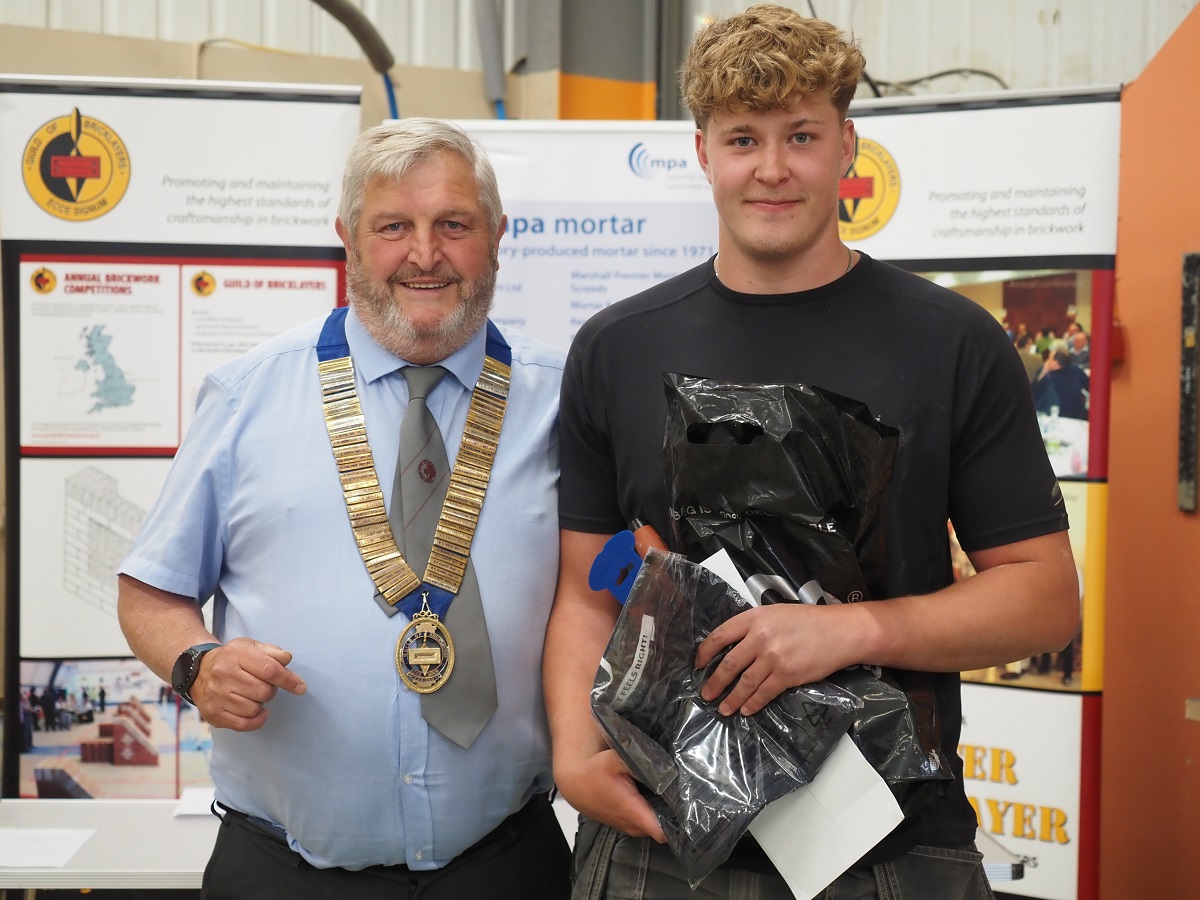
173;786;216;817
698;549;904;900
749;735;903;900
0;828;94;867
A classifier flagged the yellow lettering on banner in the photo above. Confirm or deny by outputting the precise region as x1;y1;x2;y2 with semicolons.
991;748;1017;785
1040;806;1070;844
984;798;1012;835
1012;803;1038;840
967;796;1072;845
958;744;1018;784
962;744;987;780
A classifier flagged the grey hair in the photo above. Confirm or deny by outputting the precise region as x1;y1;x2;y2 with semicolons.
337;118;503;242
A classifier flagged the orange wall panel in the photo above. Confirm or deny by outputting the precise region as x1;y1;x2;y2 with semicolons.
559;73;655;120
1102;6;1200;898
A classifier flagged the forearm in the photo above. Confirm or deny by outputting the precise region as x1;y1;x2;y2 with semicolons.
543;529;622;766
861;532;1080;673
544;589;618;765
117;574;216;684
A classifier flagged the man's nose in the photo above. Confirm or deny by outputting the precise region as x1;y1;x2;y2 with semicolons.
756;142;789;185
406;226;443;270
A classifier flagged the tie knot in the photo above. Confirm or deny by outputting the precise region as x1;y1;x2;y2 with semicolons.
403;365;446;401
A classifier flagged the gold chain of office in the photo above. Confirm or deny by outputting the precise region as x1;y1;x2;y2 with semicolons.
317;354;511;605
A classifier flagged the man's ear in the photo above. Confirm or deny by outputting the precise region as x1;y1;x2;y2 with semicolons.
695;128;712;184
841;119;857;177
335;216;352;254
493;214;508;270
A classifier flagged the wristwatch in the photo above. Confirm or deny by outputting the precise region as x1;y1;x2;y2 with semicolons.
171;642;221;704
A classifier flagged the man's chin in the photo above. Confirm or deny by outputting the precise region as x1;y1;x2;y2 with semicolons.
355;303;490;363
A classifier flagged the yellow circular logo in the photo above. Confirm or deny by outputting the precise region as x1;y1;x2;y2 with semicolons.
31;267;57;294
838;136;900;241
23;107;130;222
191;271;217;297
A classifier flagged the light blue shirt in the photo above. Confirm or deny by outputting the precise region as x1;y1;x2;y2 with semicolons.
119;307;563;870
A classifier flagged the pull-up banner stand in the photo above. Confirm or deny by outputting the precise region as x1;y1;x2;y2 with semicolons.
1;75;359;798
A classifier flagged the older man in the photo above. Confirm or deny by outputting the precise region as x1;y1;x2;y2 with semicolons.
118;119;569;899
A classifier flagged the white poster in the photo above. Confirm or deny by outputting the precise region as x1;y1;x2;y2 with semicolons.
179;261;339;430
462;121;718;350
463;94;1118;352
960;684;1084;900
20;259;180;449
0;75;356;246
1;77;358;666
842;91;1119;261
19;457;175;658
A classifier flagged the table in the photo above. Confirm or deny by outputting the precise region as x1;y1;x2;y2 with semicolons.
0;799;217;896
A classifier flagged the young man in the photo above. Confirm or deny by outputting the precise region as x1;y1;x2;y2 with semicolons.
544;5;1079;899
118;119;569;899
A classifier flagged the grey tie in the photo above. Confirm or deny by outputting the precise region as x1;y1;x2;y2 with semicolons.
391;365;498;749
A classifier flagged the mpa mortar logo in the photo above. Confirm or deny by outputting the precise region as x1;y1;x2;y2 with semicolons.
31;267;57;294
838;135;900;241
627;141;689;178
23;107;131;222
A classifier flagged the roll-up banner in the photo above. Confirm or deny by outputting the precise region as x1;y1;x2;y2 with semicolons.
2;75;359;797
466;87;1119;900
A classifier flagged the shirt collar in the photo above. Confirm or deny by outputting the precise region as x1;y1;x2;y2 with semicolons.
344;305;487;391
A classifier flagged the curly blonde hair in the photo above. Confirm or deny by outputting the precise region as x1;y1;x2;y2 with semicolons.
680;3;865;126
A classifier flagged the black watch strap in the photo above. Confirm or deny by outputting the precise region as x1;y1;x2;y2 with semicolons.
172;642;221;704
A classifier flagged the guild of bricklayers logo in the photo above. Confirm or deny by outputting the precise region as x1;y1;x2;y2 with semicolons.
31;267;57;294
23;107;131;222
190;271;217;297
838;136;900;241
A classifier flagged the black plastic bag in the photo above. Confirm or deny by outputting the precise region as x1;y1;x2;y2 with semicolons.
663;373;951;786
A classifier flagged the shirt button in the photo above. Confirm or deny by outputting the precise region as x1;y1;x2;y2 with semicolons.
414;851;423;861
403;774;413;784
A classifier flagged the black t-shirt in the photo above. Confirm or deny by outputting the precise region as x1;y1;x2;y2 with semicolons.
559;253;1068;857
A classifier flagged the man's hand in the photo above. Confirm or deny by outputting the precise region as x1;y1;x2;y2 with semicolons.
189;637;307;731
695;603;863;717
555;749;666;843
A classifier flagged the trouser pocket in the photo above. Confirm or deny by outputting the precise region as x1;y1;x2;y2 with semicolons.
875;843;996;900
571;817;619;900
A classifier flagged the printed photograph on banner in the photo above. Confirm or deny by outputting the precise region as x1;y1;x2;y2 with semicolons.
958;684;1084;900
917;267;1095;480
19;458;175;659
16;657;214;801
19;257;181;451
959;481;1087;692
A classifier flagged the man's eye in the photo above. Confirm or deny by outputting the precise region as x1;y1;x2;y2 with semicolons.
793;133;811;144
732;136;753;148
445;221;464;230
383;223;402;232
